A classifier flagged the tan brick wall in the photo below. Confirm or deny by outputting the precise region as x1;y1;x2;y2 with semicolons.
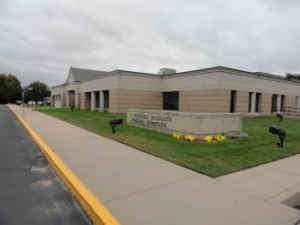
163;70;300;97
84;93;91;110
62;93;67;108
80;93;85;110
109;89;162;113
261;93;272;114
179;89;230;113
108;89;119;113
236;91;249;113
74;87;299;115
235;92;273;114
286;95;297;108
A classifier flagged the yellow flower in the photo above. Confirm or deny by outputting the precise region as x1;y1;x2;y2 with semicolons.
204;136;213;143
215;135;226;141
172;133;181;139
185;135;195;142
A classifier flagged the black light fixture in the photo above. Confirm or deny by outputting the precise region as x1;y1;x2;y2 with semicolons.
276;113;283;122
110;119;123;133
269;125;286;148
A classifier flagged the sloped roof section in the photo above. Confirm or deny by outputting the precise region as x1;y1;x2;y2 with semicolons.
70;67;109;82
162;66;299;84
253;72;286;81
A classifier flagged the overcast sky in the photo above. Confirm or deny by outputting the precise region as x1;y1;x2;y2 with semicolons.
1;0;300;86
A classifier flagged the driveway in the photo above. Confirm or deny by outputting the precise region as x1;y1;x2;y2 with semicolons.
11;105;300;225
0;105;91;225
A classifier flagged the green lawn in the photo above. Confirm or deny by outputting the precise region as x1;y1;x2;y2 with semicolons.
37;107;300;177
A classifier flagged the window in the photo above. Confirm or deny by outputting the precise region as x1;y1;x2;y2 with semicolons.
230;90;237;113
85;92;91;110
68;91;75;107
248;92;253;113
78;93;81;109
163;91;179;110
271;94;278;112
255;93;262;112
281;95;285;112
103;90;109;109
95;91;100;108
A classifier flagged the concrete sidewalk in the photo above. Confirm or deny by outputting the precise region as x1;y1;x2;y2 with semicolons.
218;155;300;205
13;106;299;225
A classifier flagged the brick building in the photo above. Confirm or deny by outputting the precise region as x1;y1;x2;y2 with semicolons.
51;66;300;114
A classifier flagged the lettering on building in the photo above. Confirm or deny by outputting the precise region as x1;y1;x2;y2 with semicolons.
130;113;172;130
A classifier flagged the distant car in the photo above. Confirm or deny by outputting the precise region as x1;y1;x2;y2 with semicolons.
43;97;51;106
16;100;23;105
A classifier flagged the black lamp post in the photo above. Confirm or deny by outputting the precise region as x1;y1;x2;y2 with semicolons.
276;113;283;122
110;119;123;134
269;126;286;148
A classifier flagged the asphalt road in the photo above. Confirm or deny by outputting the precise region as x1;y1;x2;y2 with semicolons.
0;105;91;225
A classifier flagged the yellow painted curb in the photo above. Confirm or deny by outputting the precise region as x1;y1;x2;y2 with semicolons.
7;105;121;225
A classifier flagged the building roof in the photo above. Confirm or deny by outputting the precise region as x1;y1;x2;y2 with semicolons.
159;66;282;79
70;67;109;82
118;66;284;78
69;66;295;84
52;65;300;89
153;66;300;84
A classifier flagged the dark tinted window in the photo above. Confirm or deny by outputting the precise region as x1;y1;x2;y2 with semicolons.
281;95;285;112
255;93;261;112
230;90;237;113
271;94;278;112
248;92;253;113
163;92;179;110
103;90;109;108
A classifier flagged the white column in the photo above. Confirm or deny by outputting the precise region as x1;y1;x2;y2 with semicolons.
277;95;281;113
75;93;79;109
83;93;86;110
99;91;104;112
66;93;70;108
251;92;256;113
91;92;95;111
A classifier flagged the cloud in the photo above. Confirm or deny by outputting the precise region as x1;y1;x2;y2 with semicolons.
0;0;300;86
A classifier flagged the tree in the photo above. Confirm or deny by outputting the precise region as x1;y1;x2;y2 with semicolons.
0;74;22;104
286;73;300;81
24;81;50;104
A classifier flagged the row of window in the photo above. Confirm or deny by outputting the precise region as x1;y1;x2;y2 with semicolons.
230;90;288;113
163;91;288;113
230;91;263;113
84;90;110;109
57;90;298;113
162;91;287;113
